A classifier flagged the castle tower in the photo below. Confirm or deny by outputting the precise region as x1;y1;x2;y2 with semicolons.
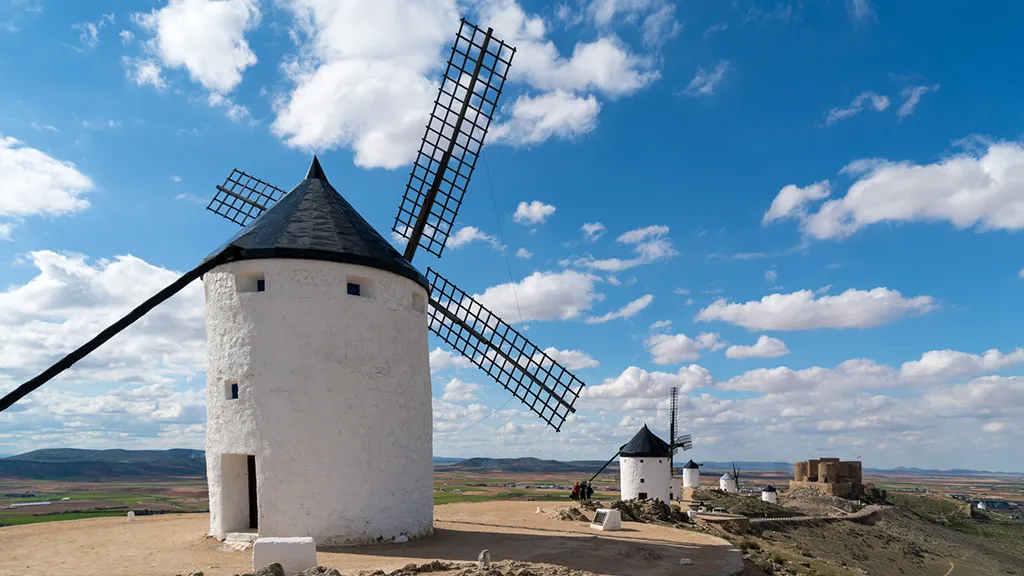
682;459;701;488
619;425;672;502
203;158;433;546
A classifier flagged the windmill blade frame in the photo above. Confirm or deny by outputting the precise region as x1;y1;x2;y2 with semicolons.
426;267;584;431
206;168;288;227
394;19;515;261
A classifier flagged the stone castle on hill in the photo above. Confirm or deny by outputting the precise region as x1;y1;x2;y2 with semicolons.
790;457;886;501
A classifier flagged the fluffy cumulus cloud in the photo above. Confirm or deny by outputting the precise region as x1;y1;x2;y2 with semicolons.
585;364;714;401
534;347;599;370
512;200;556;225
515;247;533;258
764;140;1024;240
824;91;889;126
586;294;653;323
725;335;790;359
645;331;724;364
475;270;602;323
271;0;660;168
441;378;482;402
491;91;600;146
697;287;936;331
573;224;677;272
0;136;94;237
131;0;260;95
429;347;473;373
0;251;209;452
448;226;501;249
581;222;606;242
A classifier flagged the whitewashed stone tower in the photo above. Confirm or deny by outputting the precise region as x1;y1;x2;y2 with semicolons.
619;425;672;503
203;159;433;546
681;459;701;488
719;472;739;493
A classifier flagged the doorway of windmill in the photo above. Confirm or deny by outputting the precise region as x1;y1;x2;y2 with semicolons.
221;453;258;532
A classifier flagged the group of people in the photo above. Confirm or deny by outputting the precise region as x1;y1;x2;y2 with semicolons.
571;481;594;501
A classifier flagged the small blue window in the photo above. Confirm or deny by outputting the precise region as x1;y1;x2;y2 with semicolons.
256;279;265;292
230;383;239;399
347;282;361;296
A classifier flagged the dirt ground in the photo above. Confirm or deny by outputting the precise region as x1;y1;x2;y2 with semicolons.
0;501;743;576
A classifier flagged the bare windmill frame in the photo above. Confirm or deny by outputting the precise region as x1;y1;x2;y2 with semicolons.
0;19;586;434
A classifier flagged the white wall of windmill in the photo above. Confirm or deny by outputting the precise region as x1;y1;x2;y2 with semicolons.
682;467;700;488
619;456;670;503
719;474;739;493
762;490;777;504
204;258;433;546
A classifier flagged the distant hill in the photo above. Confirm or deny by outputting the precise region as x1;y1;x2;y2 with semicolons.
7;448;204;463
436;457;610;473
0;458;206;480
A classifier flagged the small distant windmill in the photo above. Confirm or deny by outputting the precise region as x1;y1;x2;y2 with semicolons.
0;19;588;545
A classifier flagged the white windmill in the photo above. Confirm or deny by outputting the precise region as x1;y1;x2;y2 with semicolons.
0;20;587;547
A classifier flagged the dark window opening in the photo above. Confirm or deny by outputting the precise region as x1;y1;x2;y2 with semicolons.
230;383;239;399
256;279;265;292
639;492;648;500
347;282;361;296
640;478;645;483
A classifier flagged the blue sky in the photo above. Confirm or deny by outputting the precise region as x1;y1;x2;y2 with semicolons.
1;0;1023;472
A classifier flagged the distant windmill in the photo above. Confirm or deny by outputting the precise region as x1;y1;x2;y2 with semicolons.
0;19;588;546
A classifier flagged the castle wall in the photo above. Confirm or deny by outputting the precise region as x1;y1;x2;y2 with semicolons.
205;259;433;546
787;481;853;497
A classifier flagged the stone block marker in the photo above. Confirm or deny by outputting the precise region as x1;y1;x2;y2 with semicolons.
589;508;622;531
127;511;135;522
253;537;317;576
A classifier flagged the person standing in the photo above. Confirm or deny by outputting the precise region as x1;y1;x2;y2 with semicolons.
572;482;580;501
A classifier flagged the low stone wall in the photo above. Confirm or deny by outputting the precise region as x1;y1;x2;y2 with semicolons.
787;481;854;497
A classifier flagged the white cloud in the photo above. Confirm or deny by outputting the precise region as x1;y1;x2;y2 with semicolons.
586;293;653;323
703;22;727;38
0;251;207;391
640;3;680;47
491;91;600;146
170;175;182;183
513;200;557;225
70;13;115;51
649;319;672;331
824;91;889;126
682;61;729;97
30;123;58;132
0;223;13;240
441;378;481;402
696;287;936;331
897;84;939;119
765;268;778;283
576;224;677;272
271;0;658;168
766;140;1024;240
515;247;533;259
725;335;790;359
133;0;260;94
207;92;250;121
585;364;714;399
645;331;724;364
0;136;93;225
581;222;606;242
448;226;500;249
983;422;1005;434
475;270;602;323
534;347;599;370
673;288;689;295
899;348;1024;380
122;56;168;90
429;347;473;373
119;29;134;44
762;181;830;223
846;0;875;22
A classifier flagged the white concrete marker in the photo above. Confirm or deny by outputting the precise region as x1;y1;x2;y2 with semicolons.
680;558;693;565
127;511;135;522
590;508;622;531
393;535;409;544
253;537;317;576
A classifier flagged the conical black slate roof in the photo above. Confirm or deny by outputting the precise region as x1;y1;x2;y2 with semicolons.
682;459;700;469
206;157;428;290
618;424;672;457
763;485;777;493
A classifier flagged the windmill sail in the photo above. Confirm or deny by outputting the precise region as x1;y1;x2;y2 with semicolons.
426;267;584;431
207;167;289;227
393;19;515;261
